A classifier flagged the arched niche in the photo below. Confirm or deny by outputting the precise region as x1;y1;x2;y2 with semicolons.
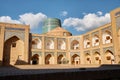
102;30;112;44
93;52;101;64
31;54;39;65
84;38;90;48
92;35;99;47
85;53;91;64
104;50;115;64
71;54;80;65
58;39;66;50
57;54;64;64
71;40;79;50
3;36;24;65
46;39;54;49
45;54;54;64
32;38;42;49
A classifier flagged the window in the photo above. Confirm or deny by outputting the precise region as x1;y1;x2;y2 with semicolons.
12;42;16;47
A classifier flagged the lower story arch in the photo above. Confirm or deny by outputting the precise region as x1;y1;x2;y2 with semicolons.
104;50;115;64
31;54;39;65
57;54;64;64
85;53;91;64
71;54;80;65
45;54;54;64
93;52;101;64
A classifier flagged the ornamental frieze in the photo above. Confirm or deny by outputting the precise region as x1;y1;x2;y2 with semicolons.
70;52;80;56
57;52;66;56
45;37;54;42
101;26;112;34
84;50;90;54
92;31;99;37
83;34;90;40
45;52;54;56
5;30;25;41
92;48;100;54
103;46;114;54
70;37;80;43
32;51;42;56
32;36;42;40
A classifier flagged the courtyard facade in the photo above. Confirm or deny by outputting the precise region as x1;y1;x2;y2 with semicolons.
0;8;120;66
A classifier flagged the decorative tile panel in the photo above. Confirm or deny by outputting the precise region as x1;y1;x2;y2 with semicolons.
92;49;100;54
32;51;42;56
5;30;25;41
32;36;42;40
70;37;80;43
101;26;112;34
45;52;54;56
70;52;80;56
83;34;90;40
103;46;114;54
84;50;90;54
6;27;25;31
57;52;66;56
92;31;99;37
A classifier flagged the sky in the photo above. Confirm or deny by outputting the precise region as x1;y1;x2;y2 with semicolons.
0;0;120;35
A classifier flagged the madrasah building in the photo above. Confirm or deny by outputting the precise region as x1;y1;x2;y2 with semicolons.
0;8;120;66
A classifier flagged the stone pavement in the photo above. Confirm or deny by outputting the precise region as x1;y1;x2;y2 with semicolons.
0;64;120;77
0;64;120;80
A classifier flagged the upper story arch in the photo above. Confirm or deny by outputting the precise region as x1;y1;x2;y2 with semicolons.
92;34;100;47
57;39;66;50
71;40;79;50
102;30;112;44
32;38;42;49
45;38;54;50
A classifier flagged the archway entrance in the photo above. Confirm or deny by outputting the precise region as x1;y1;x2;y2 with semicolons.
45;54;54;64
31;54;39;65
3;36;24;65
57;55;64;64
105;50;115;64
71;54;80;65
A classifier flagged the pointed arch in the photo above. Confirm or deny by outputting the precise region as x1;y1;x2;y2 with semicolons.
58;39;66;50
71;40;79;50
104;50;115;64
31;54;39;65
92;34;99;47
102;30;112;44
85;53;91;64
93;52;101;64
57;54;64;64
32;38;42;49
3;36;24;65
84;38;90;48
71;54;80;65
45;54;54;64
46;39;54;49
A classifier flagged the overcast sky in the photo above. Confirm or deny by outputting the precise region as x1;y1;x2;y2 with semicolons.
0;0;120;35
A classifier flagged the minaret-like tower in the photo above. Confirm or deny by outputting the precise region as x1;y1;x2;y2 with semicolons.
42;18;61;33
